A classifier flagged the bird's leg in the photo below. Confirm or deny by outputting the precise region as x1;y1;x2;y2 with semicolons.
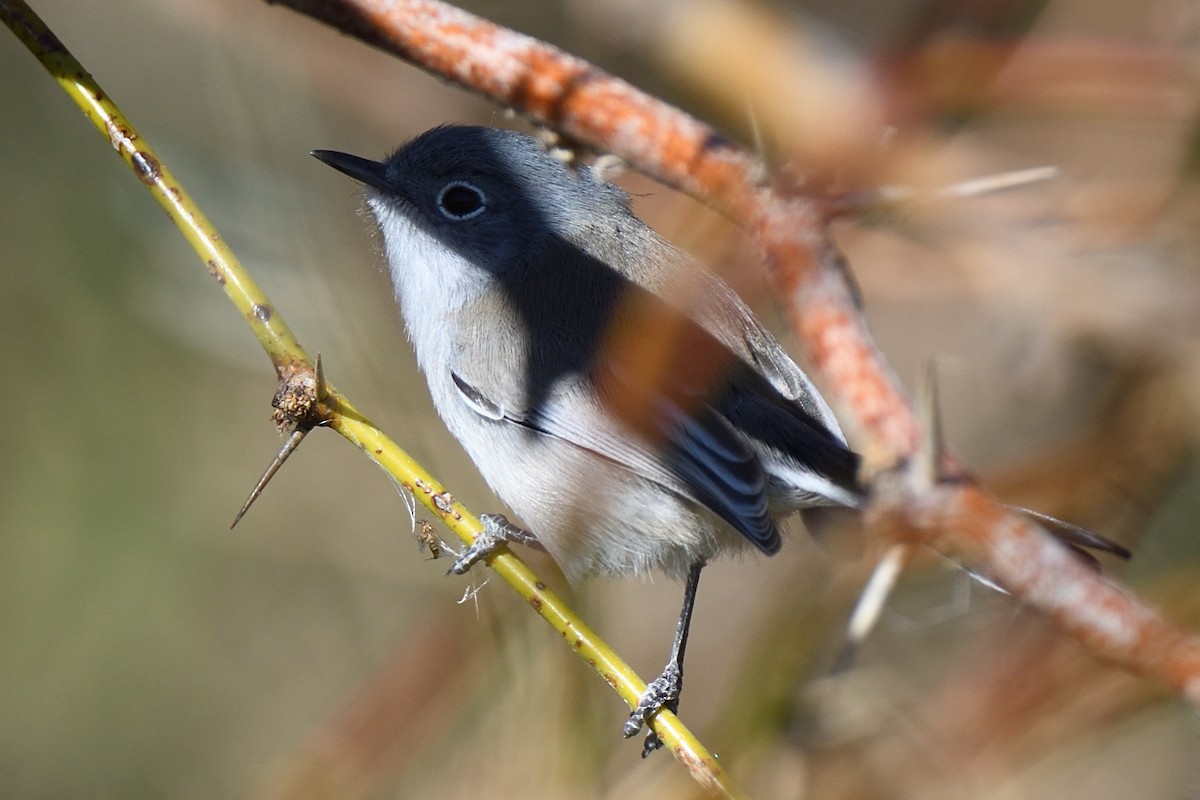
624;560;705;758
448;513;543;575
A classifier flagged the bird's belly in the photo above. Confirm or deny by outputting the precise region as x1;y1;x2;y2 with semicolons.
453;418;753;582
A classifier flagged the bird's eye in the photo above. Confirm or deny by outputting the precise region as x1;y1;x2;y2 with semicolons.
436;181;487;220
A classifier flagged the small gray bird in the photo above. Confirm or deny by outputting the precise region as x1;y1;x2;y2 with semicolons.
312;125;1126;755
313;125;859;752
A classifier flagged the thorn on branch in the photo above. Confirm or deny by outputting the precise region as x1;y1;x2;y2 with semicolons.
231;427;310;529
823;166;1059;220
232;356;330;528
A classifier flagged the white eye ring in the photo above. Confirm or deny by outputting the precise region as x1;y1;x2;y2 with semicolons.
436;181;488;220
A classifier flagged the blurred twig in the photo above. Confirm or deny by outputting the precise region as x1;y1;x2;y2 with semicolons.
257;613;470;800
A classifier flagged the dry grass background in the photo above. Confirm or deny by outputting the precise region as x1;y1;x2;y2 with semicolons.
1;0;1199;797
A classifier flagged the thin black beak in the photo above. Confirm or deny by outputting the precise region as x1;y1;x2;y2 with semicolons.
311;150;390;192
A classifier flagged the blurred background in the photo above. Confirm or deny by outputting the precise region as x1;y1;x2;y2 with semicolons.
2;0;1199;797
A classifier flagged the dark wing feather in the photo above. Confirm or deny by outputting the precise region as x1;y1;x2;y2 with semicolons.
651;392;780;553
720;366;863;502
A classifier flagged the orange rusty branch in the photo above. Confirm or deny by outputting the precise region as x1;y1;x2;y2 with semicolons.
755;206;921;458
272;0;757;205
869;477;1200;703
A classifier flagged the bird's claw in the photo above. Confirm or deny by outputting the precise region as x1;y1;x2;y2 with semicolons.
448;514;536;575
623;663;682;757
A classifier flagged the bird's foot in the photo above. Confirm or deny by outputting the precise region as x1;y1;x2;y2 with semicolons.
448;514;539;575
623;662;682;758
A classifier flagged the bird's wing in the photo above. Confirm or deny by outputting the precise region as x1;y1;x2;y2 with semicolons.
720;367;863;507
610;222;849;442
450;365;781;553
606;223;861;505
